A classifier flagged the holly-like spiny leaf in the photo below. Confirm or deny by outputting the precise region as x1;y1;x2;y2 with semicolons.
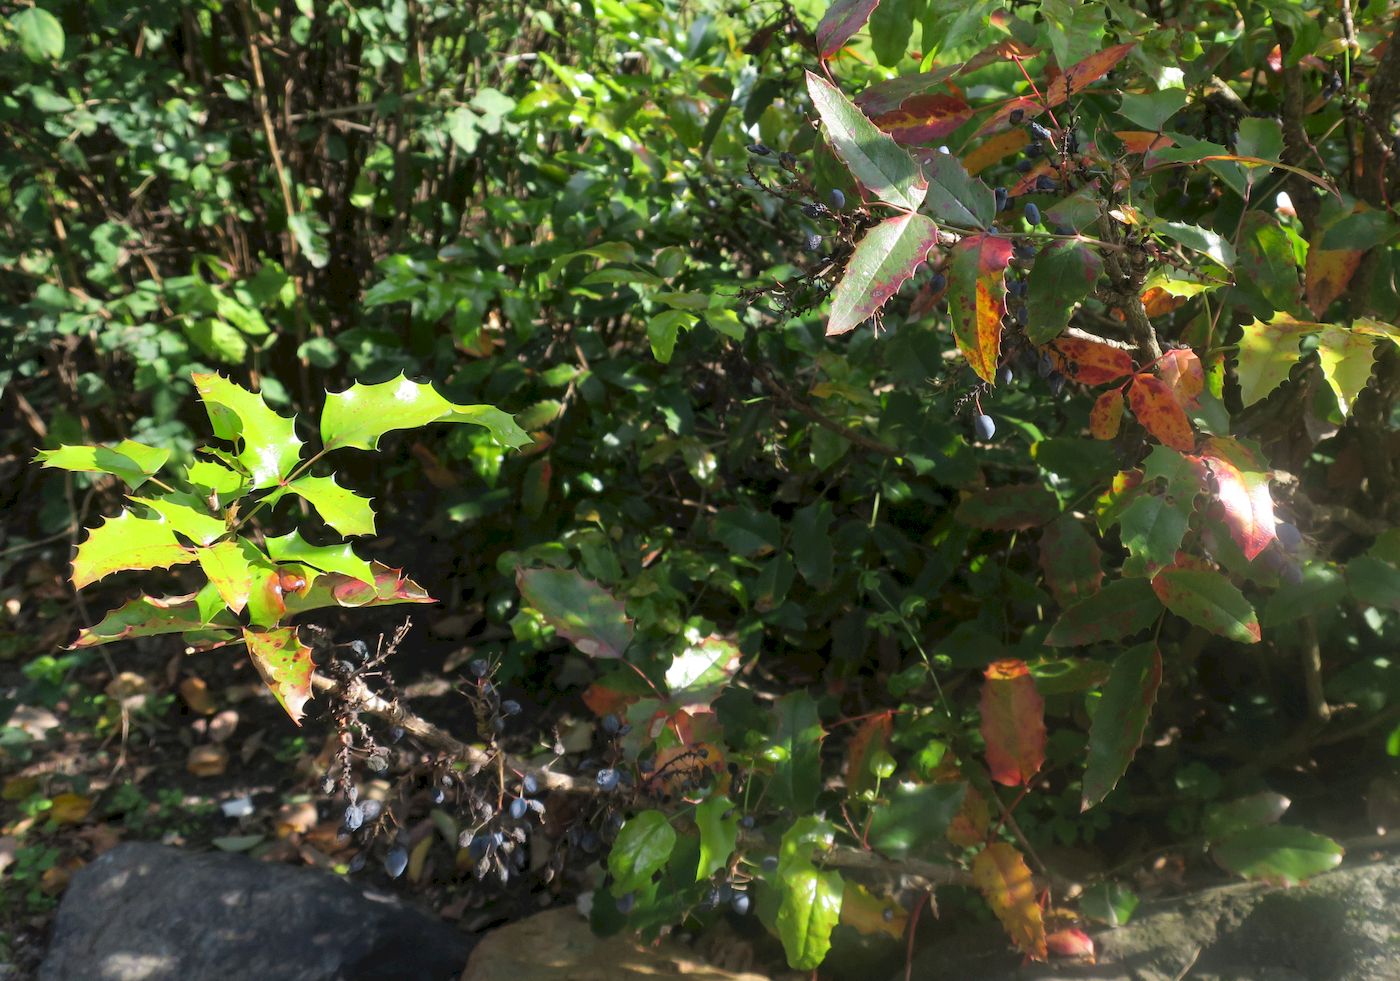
1025;242;1103;344
1201;438;1276;561
919;151;996;229
1157;348;1204;410
806;71;927;211
776;865;845;970
980;659;1046;787
1038;514;1103;606
815;0;881;59
664;635;741;712
69;584;235;649
1304;241;1362;317
1151;566;1261;643
264;529;375;585
1046;577;1163;647
517;566;633;658
244;626;314;723
35;439;170;490
826;212;940;336
609;809;677;893
1082;644;1161;810
321;373;529;453
71;511;197;590
281;561;434;616
977;43;1136;134
1044;336;1134;385
1234;313;1322;406
972;842;1047;959
1211;825;1343;886
192;373;303;490
948;232;1015;383
694;794;739;881
278;474;377;537
1316;326;1380;417
1128;374;1195;452
129;494;227;546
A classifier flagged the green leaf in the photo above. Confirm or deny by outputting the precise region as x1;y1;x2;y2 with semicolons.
1118;89;1187;131
608;810;676;893
647;309;696;363
1234;314;1319;406
791;503;834;589
517;566;633;658
321;373;529;452
1347;554;1400;611
866;781;965;858
282;474;377;537
776;866;844;970
1079;881;1139;927
1236;212;1302;317
1046;578;1163;647
12;7;64;62
1156;221;1235;268
244;626;315;724
287;213;331;268
192;373;304;490
826;212;939;336
70;585;235;649
956;484;1059;531
1211;825;1343;885
1038;514;1103;607
1236;117;1283;167
770;691;824;811
1082;644;1161;810
1316;326;1379;417
1204;791;1291;843
1150;568;1261;643
35;440;171;491
72;512;196;590
779;816;836;874
711;508;782;557
129;494;227;547
665;635;741;711
921;151;995;229
805;71;926;211
868;0;913;66
195;539;260;615
1025;242;1103;344
695;795;739;881
185;460;248;499
1261;563;1347;626
264;530;375;585
1319;210;1398;251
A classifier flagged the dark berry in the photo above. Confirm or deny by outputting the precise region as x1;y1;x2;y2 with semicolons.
596;768;620;791
998;365;1014;386
994;187;1009;212
501;699;522;717
343;803;364;832
1009;108;1025;124
345;640;369;661
761;855;779;873
1024;202;1041;226
384;846;409;879
1025;142;1042;158
616;891;636;914
929;272;947;293
1049;374;1066;395
974;414;996;440
601;714;621;734
1035;175;1057;192
360;799;383;822
348;853;367;873
470;658;490;678
389;726;404;743
522;774;540;795
1015;241;1037;260
509;797;529;820
731;892;751;915
746;143;771;156
778;151;797;168
1038;354;1055;378
1276;522;1302;552
1015;159;1034;172
1028;121;1052;142
739;814;756;829
829;188;845;209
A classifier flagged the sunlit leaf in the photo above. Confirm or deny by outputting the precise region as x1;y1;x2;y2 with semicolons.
321;373;529;452
72;511;196;590
1089;389;1124;440
70;585;235;649
978;43;1135;133
264;529;375;585
195;539;260;615
517;566;633;658
845;710;893;796
129;494;227;546
1234;313;1320;406
695;795;739;881
609;809;676;892
1304;240;1362;317
827;212;940;336
948;232;1015;383
1316;326;1379;417
1157;349;1203;410
840;882;907;939
1044;336;1134;385
777;865;844;970
281;561;433;616
867;780;966;856
35;440;170;490
972;842;1047;959
920;151;996;229
244;626;314;724
806;71;927;211
1046;578;1162;647
1201;438;1276;561
980;659;1046;787
1128;374;1194;452
665;635;741;711
815;0;881;58
192;373;303;490
1204;791;1291;842
1025;243;1103;344
1211;825;1343;885
1150;567;1260;643
282;474;377;537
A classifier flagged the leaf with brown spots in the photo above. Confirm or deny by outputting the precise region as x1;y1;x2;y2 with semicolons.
1304;242;1362;317
973;843;1048;959
1089;389;1125;440
1151;567;1261;644
1045;337;1134;385
1039;515;1104;606
244;626;314;724
956;483;1060;530
867;93;972;145
827;212;940;336
980;659;1046;787
1157;348;1204;410
949;232;1015;383
1128;374;1195;452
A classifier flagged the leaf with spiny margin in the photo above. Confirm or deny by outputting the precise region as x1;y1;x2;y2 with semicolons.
265;529;374;585
806;71;927;212
1201;438;1276;561
320;373;529;452
129;494;227;546
1304;241;1362;317
244;626;314;724
827;212;939;335
195;539;262;615
972;843;1047;960
665;635;742;712
949;232;1014;383
1236;212;1302;316
282;474;377;536
282;561;434;616
919;151;995;228
1025;242;1103;344
978;43;1135;134
695;794;739;881
1151;567;1260;643
192;373;303;490
35;439;170;490
244;556;294;628
1119;446;1205;577
1044;336;1134;385
70;583;235;649
980;659;1046;787
71;512;197;589
1082;644;1161;810
1046;577;1163;647
185;460;248;500
1316;326;1378;417
1235;314;1322;406
516;566;633;658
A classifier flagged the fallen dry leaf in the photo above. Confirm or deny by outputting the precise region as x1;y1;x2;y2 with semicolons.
179;676;217;715
187;744;229;777
49;792;94;825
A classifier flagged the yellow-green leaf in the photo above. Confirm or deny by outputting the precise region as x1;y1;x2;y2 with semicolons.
72;512;196;590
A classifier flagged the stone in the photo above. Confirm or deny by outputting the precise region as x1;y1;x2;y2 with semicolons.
39;842;471;981
460;906;770;981
898;857;1400;981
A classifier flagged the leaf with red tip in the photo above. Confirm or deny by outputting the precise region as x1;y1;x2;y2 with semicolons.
949;232;1015;383
1151;567;1261;643
956;484;1059;530
517;566;634;658
972;843;1047;959
1090;389;1124;440
815;0;881;59
845;710;894;795
244;626;314;724
71;585;236;649
1201;438;1276;561
1046;927;1096;960
980;659;1046;787
1045;337;1134;385
806;71;927;211
827;212;940;336
1128;374;1195;452
1038;515;1103;606
281;561;434;615
977;43;1136;133
1158;348;1204;409
1082;644;1161;810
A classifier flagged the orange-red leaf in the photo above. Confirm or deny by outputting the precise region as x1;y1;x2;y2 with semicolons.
978;43;1136;134
947;786;991;847
1157;348;1204;409
1090;389;1125;440
972;842;1047;960
1140;286;1188;318
1304;245;1362;317
1045;337;1134;385
1128;374;1195;452
1115;130;1175;154
244;627;314;724
962;128;1029;175
1046;927;1096;960
979;659;1046;787
869;93;973;145
1201;438;1276;561
949;232;1015;384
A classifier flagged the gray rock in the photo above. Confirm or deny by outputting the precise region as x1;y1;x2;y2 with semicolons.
900;858;1400;981
39;842;472;981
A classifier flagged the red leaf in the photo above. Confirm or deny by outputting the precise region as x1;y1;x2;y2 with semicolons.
845;710;894;794
1045;337;1135;385
959;38;1038;76
980;659;1046;787
972;843;1048;959
949;233;1015;383
1089;389;1125;440
1304;244;1362;317
815;0;881;59
827;212;941;335
582;681;636;718
1201;439;1277;561
1128;374;1195;452
1046;927;1096;960
977;43;1136;133
867;93;972;145
1038;515;1103;606
1157;348;1204;409
854;68;962;115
